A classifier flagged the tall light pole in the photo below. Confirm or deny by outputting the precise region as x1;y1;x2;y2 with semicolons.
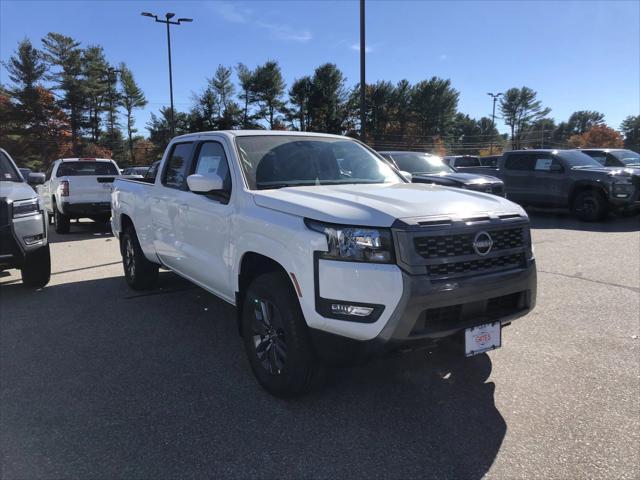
141;12;193;136
487;92;503;154
359;0;366;141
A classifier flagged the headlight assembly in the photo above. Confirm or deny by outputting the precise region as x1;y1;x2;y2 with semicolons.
12;198;40;218
305;219;394;263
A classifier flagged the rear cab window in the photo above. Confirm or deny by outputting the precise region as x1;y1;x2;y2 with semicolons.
455;156;481;167
56;161;119;177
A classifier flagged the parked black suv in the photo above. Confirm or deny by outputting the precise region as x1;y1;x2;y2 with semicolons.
379;151;505;196
499;149;640;221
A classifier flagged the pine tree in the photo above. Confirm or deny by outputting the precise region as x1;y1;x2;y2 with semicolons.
118;63;147;162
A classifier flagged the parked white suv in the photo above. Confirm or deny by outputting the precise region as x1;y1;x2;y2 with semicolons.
38;158;122;233
111;131;537;397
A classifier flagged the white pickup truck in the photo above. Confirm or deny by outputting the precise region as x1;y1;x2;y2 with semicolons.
111;131;537;397
37;157;123;233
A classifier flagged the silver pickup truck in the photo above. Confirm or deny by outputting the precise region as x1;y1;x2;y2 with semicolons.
0;148;51;288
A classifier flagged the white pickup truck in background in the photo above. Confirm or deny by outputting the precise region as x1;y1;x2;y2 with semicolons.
38;158;124;233
111;131;537;397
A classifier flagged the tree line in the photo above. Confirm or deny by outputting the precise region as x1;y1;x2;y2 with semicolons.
1;34;638;170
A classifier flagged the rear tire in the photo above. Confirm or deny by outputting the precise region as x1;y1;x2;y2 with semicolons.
241;271;318;397
121;227;158;290
572;190;608;222
53;205;70;234
21;244;51;288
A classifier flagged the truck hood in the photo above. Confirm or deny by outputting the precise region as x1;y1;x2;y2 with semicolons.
412;172;503;185
252;183;522;227
0;181;37;201
572;166;640;179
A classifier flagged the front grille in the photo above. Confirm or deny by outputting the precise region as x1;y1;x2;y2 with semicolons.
427;252;526;277
415;227;524;259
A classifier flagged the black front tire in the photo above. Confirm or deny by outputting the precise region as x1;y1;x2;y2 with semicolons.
572;190;608;222
21;244;51;288
241;271;318;397
121;227;159;290
53;206;70;234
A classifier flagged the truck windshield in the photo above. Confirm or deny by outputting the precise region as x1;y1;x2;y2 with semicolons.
610;150;640;166
235;135;403;190
57;161;119;176
0;151;22;182
390;153;454;174
556;151;603;167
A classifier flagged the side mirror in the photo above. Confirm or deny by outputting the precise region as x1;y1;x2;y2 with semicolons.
549;164;563;173
187;173;224;194
400;171;413;182
27;173;45;185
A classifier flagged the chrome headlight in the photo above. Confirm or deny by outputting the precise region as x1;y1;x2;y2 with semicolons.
306;219;394;263
12;198;40;218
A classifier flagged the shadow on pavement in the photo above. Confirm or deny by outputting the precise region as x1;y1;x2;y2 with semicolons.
47;219;114;243
527;208;640;232
1;272;505;479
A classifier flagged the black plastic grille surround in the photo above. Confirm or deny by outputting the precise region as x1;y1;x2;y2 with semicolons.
414;227;524;259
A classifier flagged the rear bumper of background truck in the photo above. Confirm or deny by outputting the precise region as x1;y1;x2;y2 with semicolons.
59;201;112;217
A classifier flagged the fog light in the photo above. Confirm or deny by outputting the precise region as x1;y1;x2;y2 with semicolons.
331;304;374;317
23;234;44;245
615;193;630;198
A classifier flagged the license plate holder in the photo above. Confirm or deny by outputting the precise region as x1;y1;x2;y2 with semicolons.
464;322;501;357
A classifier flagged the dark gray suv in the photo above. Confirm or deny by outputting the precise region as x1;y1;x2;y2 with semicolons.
500;149;640;221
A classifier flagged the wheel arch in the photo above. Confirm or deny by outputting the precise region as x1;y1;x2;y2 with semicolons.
236;251;299;337
569;180;608;205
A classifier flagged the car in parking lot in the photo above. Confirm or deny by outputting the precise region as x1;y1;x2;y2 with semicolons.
379;150;505;196
37;157;125;234
495;149;640;221
578;148;640;169
112;131;537;397
0;148;51;288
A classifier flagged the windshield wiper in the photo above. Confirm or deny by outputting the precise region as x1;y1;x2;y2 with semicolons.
256;182;317;190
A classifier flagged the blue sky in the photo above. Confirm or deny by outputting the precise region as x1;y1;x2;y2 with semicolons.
1;0;638;135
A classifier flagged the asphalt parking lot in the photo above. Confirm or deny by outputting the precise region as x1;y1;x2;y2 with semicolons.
1;212;639;479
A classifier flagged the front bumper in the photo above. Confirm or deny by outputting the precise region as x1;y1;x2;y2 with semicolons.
307;214;536;364
0;204;47;269
310;259;537;364
59;201;111;217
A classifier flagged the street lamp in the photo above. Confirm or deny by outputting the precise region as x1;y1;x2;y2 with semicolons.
141;12;193;136
487;92;503;154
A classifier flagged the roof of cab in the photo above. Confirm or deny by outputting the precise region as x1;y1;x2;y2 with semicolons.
58;158;114;162
170;130;350;141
